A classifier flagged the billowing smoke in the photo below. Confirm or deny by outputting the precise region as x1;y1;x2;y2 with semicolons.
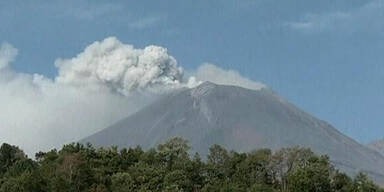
55;37;198;95
0;37;263;156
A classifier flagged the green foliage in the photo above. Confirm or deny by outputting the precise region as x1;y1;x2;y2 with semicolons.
157;137;190;170
111;172;134;192
287;156;332;192
0;143;27;175
331;172;354;192
249;183;278;192
0;171;46;192
0;139;382;192
352;172;382;192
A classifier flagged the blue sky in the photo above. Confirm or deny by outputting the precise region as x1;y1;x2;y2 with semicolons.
1;0;384;143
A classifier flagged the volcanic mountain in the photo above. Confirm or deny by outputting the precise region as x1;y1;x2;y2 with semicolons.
82;82;384;183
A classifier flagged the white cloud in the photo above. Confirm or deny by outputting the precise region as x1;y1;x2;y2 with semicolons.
0;37;264;156
128;16;164;30
194;63;266;90
49;1;123;21
286;12;351;33
286;0;384;34
64;4;121;20
0;43;18;70
287;22;314;30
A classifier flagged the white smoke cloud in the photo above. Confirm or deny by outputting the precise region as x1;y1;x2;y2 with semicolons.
194;63;266;90
0;43;18;70
0;37;264;156
55;37;197;95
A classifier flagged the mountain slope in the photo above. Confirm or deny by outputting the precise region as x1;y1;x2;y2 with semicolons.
369;139;384;156
82;82;384;183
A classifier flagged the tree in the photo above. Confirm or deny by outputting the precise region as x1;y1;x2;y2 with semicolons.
111;172;134;192
128;162;164;191
88;184;108;192
206;144;230;181
202;180;246;192
1;138;383;192
164;170;190;191
287;155;332;192
235;149;273;187
184;153;205;191
331;172;353;192
353;172;380;192
0;171;46;192
208;145;229;166
249;183;278;192
56;153;92;191
0;143;27;175
157;137;190;170
271;147;314;191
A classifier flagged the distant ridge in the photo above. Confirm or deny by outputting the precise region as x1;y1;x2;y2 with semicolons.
82;81;384;184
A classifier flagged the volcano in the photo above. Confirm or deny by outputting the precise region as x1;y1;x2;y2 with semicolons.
82;82;384;183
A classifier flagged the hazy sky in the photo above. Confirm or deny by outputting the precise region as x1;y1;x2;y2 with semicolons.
1;0;384;143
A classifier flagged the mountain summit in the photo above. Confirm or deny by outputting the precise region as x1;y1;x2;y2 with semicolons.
82;82;384;183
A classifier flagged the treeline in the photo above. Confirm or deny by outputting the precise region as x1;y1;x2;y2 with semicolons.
0;138;383;192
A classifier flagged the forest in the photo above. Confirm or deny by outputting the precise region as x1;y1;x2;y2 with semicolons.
0;137;383;192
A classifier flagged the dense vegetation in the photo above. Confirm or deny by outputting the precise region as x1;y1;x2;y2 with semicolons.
0;137;382;192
